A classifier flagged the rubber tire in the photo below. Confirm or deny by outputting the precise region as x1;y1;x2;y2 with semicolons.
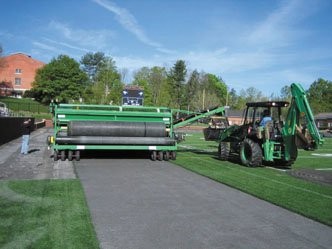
171;151;176;160
240;138;262;167
60;150;66;161
68;150;73;161
158;151;163;161
164;151;170;161
53;151;59;161
151;151;157;161
75;150;80;161
218;142;230;160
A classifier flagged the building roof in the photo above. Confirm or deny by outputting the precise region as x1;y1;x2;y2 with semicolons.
3;52;45;67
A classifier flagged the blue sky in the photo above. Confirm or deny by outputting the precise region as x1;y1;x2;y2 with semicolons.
1;0;331;95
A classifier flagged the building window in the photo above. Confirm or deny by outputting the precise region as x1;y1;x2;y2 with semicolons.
15;68;22;74
15;78;21;85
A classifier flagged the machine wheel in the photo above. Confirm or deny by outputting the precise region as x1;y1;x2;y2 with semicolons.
151;151;157;161
164;151;170;161
171;151;176;160
75;150;80;161
240;138;262;167
158;151;163;161
68;150;73;161
218;142;230;160
60;150;66;161
53;151;59;161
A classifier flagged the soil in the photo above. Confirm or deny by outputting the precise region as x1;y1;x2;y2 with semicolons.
289;169;332;186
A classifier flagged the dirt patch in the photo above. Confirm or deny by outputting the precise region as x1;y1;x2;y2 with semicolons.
289;169;332;186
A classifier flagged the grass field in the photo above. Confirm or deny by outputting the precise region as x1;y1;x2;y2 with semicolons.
0;96;51;118
0;179;99;249
174;132;332;226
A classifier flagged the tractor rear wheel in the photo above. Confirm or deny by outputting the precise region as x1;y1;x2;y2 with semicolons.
218;142;230;160
240;138;262;167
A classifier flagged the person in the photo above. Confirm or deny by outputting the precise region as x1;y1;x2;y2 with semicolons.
259;109;272;127
21;118;32;155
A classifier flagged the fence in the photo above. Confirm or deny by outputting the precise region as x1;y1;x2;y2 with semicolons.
3;102;49;113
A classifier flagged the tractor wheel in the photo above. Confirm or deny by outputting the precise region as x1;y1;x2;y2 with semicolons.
218;142;230;160
151;151;157;161
68;150;73;161
240;138;262;167
60;150;66;161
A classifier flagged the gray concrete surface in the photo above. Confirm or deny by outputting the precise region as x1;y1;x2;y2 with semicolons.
0;128;75;180
76;158;332;249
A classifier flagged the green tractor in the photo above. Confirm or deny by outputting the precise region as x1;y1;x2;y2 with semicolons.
216;83;323;167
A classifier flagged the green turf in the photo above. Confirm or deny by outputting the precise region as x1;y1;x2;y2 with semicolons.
0;179;99;249
0;96;49;114
174;132;332;226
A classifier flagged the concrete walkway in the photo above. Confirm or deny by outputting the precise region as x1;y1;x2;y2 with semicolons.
0;128;75;180
76;158;332;249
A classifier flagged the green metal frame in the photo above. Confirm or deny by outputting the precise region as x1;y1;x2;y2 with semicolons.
51;104;177;152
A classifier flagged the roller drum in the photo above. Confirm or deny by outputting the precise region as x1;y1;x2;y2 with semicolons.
56;136;175;145
68;121;166;137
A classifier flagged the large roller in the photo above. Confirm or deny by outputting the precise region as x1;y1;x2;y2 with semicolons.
56;136;175;145
67;121;166;137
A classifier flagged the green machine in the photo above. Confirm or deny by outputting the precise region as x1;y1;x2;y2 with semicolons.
214;83;324;167
49;104;177;161
49;103;226;161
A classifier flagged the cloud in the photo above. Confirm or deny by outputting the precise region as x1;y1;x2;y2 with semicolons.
92;0;174;54
247;0;318;47
48;20;115;51
42;38;90;53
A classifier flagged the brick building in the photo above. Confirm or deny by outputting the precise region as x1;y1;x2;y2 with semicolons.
0;52;45;97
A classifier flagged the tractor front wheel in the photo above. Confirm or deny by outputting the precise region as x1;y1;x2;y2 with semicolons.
240;138;262;167
218;142;230;160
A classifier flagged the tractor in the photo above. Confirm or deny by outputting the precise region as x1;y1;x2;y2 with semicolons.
215;83;323;167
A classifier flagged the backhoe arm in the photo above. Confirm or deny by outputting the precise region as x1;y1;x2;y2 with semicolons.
282;83;324;151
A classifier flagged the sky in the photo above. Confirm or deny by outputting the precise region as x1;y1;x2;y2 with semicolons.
1;0;332;96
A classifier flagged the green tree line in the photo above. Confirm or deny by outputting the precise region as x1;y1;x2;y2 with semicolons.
26;51;332;113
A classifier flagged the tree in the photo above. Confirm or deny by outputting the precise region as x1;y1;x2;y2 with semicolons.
150;66;170;106
132;67;153;106
168;60;187;108
280;85;291;101
87;56;123;105
307;78;332;114
32;55;88;104
185;70;200;110
80;52;106;83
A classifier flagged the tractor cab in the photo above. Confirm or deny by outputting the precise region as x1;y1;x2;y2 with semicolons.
243;101;289;141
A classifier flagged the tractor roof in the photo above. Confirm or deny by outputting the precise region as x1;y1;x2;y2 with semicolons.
246;101;289;108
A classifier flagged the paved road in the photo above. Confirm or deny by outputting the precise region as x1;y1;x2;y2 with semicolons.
75;158;332;249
